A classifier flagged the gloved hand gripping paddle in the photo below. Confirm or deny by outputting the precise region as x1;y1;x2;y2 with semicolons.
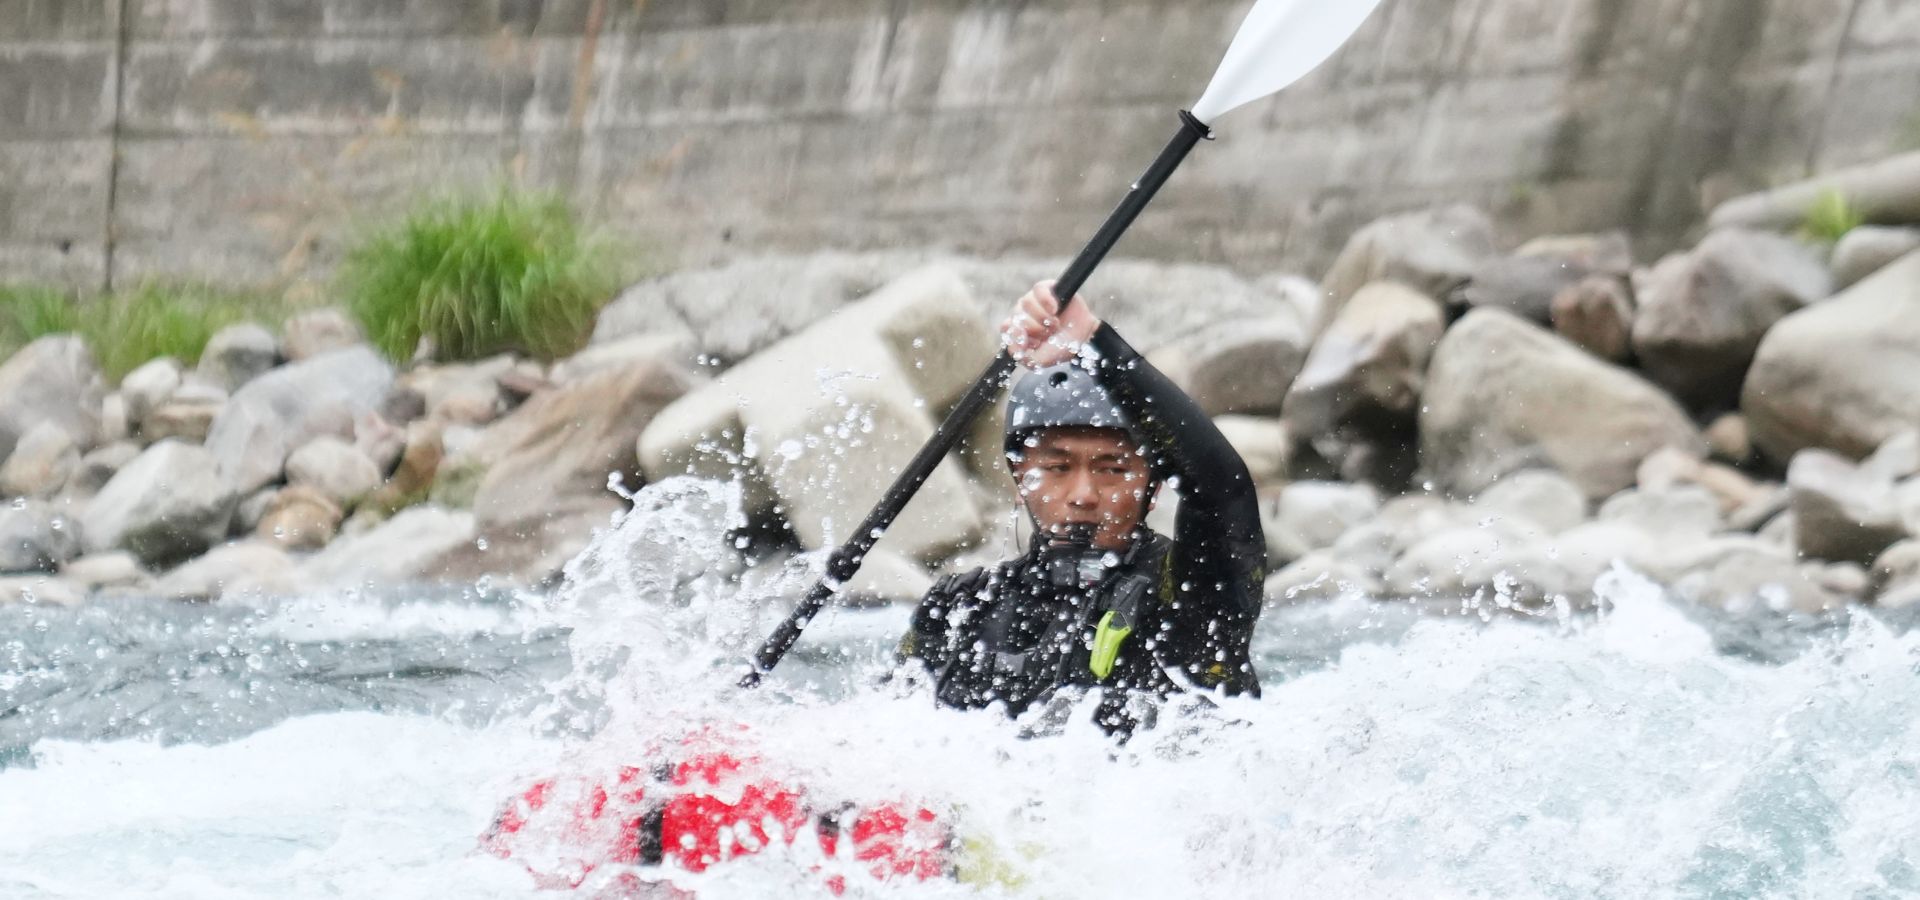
740;0;1387;688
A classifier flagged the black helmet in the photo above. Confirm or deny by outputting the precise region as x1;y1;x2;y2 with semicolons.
1003;363;1142;464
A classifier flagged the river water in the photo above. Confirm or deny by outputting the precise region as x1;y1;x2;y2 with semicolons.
3;478;1917;898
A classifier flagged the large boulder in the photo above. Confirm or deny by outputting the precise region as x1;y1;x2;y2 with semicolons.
1707;151;1920;232
1631;230;1831;413
459;357;696;581
1420;309;1705;501
60;551;149;593
195;323;279;393
1213;416;1288;487
1383;521;1578;607
639;265;995;562
593;253;893;363
285;436;383;507
1282;282;1443;489
1263;480;1380;564
1458;254;1592;324
302;505;476;589
153;540;300;600
1744;250;1920;462
1786;449;1905;565
203;346;395;494
0;422;79;498
0;335;102;461
65;442;139;500
1157;316;1309;417
1319;205;1497;319
1832;226;1920;289
0;501;83;573
1470;468;1587;534
142;379;226;444
79;440;237;567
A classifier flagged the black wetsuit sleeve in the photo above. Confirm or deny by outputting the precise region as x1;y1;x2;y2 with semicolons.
1086;322;1266;696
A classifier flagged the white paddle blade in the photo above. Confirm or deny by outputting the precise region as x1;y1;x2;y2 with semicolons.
1190;0;1386;124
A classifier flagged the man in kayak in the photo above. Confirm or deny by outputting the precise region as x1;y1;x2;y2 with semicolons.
895;281;1267;735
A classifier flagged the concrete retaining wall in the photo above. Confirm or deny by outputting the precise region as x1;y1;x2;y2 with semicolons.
5;0;1919;289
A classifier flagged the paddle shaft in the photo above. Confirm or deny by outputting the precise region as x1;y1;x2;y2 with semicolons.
739;111;1212;688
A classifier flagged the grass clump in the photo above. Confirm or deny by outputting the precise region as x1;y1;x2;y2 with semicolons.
1800;189;1865;244
0;282;274;381
337;191;617;363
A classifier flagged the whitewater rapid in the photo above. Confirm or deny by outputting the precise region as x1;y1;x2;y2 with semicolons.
3;479;1917;898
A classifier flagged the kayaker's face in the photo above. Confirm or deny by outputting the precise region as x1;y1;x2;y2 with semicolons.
1012;427;1154;551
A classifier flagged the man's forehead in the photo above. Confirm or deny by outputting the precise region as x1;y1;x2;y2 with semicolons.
1028;427;1141;456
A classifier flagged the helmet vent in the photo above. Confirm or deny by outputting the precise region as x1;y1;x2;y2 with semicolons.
1048;370;1071;387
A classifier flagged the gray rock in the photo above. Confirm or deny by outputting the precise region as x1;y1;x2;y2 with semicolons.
1515;232;1634;276
1384;521;1577;607
121;357;183;434
1265;551;1382;604
143;396;224;444
1546;521;1666;591
399;355;514;427
1708;151;1920;232
1320;205;1497;318
1283;282;1443;489
0;501;83;573
79;440;237;567
1264;481;1380;564
1743;250;1920;462
1861;429;1920;482
1703;413;1753;466
1728;483;1790;533
60;551;149;593
154;540;299;600
196;323;279;393
0;422;79;498
204;346;396;494
1213;416;1288;487
1787;449;1904;565
1672;546;1842;614
0;575;85;606
1165;316;1310;417
0;335;102;461
551;333;700;386
1631;230;1831;413
464;358;695;582
353;412;406;475
1598;486;1724;542
257;485;343;551
639;265;993;561
285;436;382;506
280;308;364;362
235;488;280;534
66;442;140;500
1871;539;1920;606
1801;560;1870;602
1470;469;1587;534
1549;275;1634;363
1832;226;1920;289
1420;309;1705;501
301;505;475;589
1459;254;1590;323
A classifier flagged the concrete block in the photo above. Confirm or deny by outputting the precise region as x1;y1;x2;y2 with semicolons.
0;45;115;137
0;0;114;40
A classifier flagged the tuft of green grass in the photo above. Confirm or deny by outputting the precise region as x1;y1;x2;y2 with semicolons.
1800;188;1865;245
0;282;277;382
337;190;617;364
0;285;79;357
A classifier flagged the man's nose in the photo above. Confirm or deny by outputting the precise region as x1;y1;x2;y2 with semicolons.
1064;470;1099;507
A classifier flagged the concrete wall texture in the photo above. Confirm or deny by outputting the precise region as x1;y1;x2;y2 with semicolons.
4;0;1920;291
